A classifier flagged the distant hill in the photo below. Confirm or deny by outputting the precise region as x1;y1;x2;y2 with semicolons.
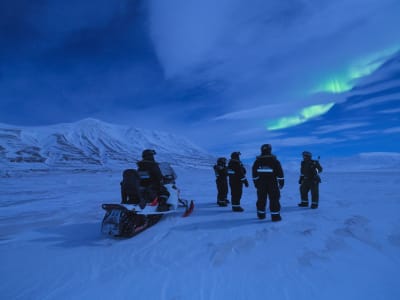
0;118;214;171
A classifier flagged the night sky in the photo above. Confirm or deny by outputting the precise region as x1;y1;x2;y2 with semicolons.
1;0;399;157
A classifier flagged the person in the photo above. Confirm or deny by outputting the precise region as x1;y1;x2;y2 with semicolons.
213;157;229;207
137;149;170;212
120;168;144;207
252;144;284;221
298;151;323;209
227;151;249;212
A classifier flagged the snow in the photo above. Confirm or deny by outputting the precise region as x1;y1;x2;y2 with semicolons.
1;162;400;300
0;119;214;170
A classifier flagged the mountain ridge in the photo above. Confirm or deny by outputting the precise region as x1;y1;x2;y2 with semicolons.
0;118;214;171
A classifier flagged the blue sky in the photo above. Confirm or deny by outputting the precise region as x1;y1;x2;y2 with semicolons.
0;0;399;158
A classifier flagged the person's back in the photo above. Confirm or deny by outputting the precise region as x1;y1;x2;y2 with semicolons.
227;152;248;212
137;149;163;189
214;157;229;206
120;169;143;205
301;155;322;181
298;151;322;209
136;149;170;211
253;154;283;185
252;144;284;221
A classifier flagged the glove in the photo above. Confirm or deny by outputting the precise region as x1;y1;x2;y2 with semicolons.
278;179;284;189
298;176;303;184
253;179;259;189
243;179;249;188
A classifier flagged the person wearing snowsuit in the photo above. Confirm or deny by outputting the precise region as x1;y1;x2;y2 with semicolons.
213;157;229;207
298;151;323;209
137;149;170;212
252;144;284;221
227;152;249;212
120;169;144;207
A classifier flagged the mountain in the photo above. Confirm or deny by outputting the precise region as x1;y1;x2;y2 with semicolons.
0;118;214;171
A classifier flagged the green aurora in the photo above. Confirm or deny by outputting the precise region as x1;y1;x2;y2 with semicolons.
313;46;400;94
267;46;399;130
267;102;335;131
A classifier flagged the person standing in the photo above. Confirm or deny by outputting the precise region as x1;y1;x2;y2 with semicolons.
252;144;284;221
298;151;323;209
227;152;249;212
213;157;229;207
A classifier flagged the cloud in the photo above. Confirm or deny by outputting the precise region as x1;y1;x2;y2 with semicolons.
346;92;400;110
314;122;370;134
378;108;400;114
146;0;400;155
149;0;400;94
383;127;400;134
213;103;288;121
1;0;399;156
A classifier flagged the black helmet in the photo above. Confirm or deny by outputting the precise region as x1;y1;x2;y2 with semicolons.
142;149;156;158
302;151;312;158
217;157;227;165
261;144;272;155
231;151;241;160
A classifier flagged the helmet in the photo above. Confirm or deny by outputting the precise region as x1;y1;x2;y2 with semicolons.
302;151;312;158
142;149;156;158
261;144;272;155
217;157;227;166
231;151;241;160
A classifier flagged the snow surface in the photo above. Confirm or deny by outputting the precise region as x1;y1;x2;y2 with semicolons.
1;165;400;300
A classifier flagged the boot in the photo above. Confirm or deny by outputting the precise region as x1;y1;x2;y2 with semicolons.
310;204;318;209
298;202;308;207
257;211;266;220
271;214;282;222
217;200;228;207
232;206;244;212
157;197;170;212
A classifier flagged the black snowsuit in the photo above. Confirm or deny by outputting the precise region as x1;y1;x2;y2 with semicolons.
213;163;228;204
120;169;143;205
136;158;170;209
252;154;284;218
227;159;248;208
299;158;323;207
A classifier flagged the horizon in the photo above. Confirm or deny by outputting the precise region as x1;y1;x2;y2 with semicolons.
1;117;400;166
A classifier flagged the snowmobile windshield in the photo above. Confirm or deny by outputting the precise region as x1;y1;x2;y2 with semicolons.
159;162;177;183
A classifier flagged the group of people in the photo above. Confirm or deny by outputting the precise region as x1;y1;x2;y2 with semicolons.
213;144;323;222
122;145;323;220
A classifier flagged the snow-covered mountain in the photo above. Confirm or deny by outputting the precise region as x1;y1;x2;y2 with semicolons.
0;118;214;171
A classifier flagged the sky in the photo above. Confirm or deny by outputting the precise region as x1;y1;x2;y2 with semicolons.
0;0;399;157
1;162;400;299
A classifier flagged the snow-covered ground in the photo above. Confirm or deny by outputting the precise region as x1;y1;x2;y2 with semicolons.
1;165;400;299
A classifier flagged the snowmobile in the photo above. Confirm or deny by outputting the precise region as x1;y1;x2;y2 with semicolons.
101;163;194;238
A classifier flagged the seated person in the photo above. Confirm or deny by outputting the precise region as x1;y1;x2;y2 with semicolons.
137;149;170;212
120;169;143;206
